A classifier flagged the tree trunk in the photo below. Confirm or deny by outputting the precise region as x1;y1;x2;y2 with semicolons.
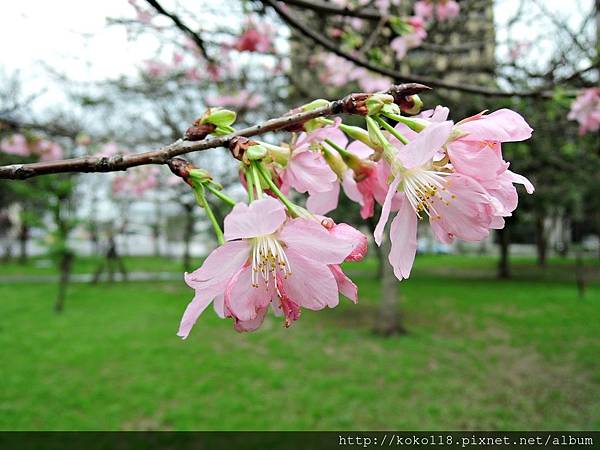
497;227;511;279
18;222;29;264
535;213;547;267
374;233;407;336
54;252;74;313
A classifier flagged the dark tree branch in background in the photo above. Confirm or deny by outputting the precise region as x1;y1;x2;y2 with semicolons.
280;0;382;20
0;116;79;139
262;0;553;98
0;84;427;180
144;0;214;64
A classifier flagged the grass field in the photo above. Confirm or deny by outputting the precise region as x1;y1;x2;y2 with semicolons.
0;254;599;430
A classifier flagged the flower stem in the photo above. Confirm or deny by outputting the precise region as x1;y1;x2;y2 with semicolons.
194;183;224;245
324;138;352;159
245;168;255;202
381;111;427;132
205;183;236;207
254;162;299;217
365;116;393;150
374;115;409;145
251;163;264;198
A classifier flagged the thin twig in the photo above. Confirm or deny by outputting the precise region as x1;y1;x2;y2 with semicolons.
144;0;214;64
263;0;552;98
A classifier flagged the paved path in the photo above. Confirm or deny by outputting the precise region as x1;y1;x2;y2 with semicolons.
0;271;183;284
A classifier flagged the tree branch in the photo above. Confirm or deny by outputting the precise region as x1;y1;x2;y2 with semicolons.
262;0;552;98
0;84;427;180
279;0;381;20
144;0;214;64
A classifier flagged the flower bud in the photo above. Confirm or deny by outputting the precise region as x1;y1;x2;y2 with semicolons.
246;144;268;161
300;99;330;111
339;124;382;149
365;94;396;116
403;94;423;114
322;145;348;179
203;108;237;128
188;168;213;184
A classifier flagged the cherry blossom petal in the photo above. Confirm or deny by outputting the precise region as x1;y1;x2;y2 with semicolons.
306;183;339;214
279;218;354;264
328;222;368;262
283;248;340;310
234;306;269;332
374;175;402;245
346;140;374;159
388;198;418;280
329;265;358;303
185;240;249;288
177;283;226;339
224;265;272;322
506;170;534;194
286;151;337;194
342;171;363;205
224;197;287;240
397;121;453;169
459;109;533;142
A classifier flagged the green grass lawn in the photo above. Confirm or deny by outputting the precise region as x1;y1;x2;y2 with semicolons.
0;255;599;430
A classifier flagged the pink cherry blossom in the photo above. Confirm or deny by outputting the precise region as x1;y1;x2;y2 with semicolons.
390;17;427;60
178;197;363;336
414;0;434;20
234;18;273;53
415;0;460;21
278;125;345;215
95;142;120;158
144;60;170;78
0;134;31;157
374;121;502;280
436;0;460;21
446;109;533;181
35;140;63;161
567;88;600;135
206;91;263;109
345;140;402;219
112;166;159;198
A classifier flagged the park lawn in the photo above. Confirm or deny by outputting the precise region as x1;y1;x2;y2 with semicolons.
0;257;599;430
0;254;195;277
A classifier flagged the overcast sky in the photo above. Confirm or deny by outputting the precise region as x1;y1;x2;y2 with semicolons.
0;0;594;108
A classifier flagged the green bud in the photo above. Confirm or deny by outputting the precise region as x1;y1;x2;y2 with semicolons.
365;94;395;116
381;103;401;116
322;146;348;179
301;99;330;111
404;95;423;115
339;124;381;149
188;168;212;184
246;144;268;161
204;108;237;127
213;125;236;136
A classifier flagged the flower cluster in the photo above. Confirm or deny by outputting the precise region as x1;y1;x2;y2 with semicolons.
415;0;460;22
174;91;534;337
0;133;63;161
568;88;600;136
179;197;366;336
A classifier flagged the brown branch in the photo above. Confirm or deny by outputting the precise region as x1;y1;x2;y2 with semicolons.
263;0;552;98
279;0;381;20
0;116;79;139
144;0;214;64
0;84;427;180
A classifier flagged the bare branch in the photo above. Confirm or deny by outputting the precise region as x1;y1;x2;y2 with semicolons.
279;0;381;20
144;0;214;64
262;0;552;98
